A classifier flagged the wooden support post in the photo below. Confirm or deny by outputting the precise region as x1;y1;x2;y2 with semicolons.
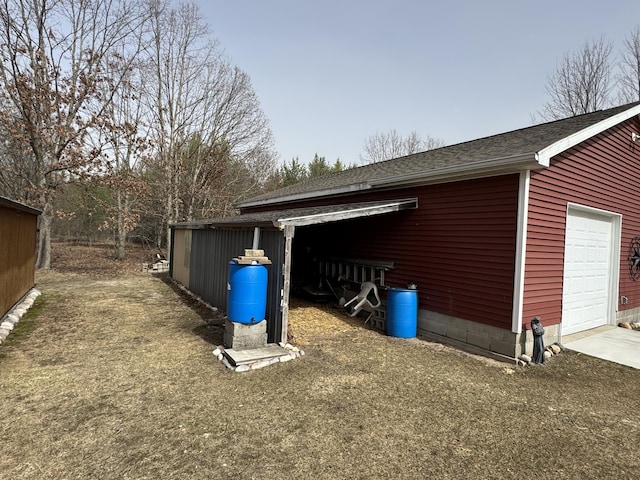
281;224;295;344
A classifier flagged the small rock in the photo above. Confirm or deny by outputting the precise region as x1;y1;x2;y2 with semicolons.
520;354;532;363
217;353;223;361
235;364;250;373
250;359;271;370
221;357;233;369
212;348;221;357
284;343;293;350
550;344;561;354
6;314;19;324
278;342;286;348
544;350;552;360
14;308;26;318
298;350;305;357
0;328;9;340
1;322;14;331
290;346;300;353
268;357;281;366
517;360;527;367
279;354;293;363
619;322;632;329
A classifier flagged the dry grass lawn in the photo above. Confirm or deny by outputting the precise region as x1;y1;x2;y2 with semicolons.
1;243;640;479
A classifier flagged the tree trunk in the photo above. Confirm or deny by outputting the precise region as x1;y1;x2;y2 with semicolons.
115;189;126;260
36;205;52;269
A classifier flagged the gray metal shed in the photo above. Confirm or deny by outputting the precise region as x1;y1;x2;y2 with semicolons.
170;198;417;343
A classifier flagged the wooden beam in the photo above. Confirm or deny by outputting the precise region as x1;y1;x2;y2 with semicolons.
280;224;295;344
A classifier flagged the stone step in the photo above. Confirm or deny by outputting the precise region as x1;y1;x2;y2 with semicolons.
223;344;289;366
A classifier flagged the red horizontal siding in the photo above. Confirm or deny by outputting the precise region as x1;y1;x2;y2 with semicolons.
523;117;640;326
290;175;520;329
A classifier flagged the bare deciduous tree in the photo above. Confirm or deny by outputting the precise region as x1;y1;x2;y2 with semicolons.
360;129;444;164
90;53;150;260
618;27;640;103
0;0;147;268
144;0;276;248
539;36;614;121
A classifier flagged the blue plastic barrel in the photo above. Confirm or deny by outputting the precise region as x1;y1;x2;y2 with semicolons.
227;261;268;324
386;288;418;338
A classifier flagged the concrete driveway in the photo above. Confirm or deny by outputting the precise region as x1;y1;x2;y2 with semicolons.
563;326;640;369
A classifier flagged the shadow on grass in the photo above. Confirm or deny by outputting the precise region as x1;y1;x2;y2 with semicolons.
156;273;225;346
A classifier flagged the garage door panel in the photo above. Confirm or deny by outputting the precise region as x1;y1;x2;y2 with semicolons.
562;208;614;335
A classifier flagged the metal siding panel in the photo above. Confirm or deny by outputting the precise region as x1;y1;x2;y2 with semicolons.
187;228;285;343
189;229;254;312
259;229;285;343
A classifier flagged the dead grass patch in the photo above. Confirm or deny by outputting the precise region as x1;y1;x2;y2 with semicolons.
1;244;639;479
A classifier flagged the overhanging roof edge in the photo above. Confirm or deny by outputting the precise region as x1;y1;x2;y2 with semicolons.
278;198;418;227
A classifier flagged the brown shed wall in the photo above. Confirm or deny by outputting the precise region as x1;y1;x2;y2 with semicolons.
0;206;38;316
524;117;640;326
171;228;190;288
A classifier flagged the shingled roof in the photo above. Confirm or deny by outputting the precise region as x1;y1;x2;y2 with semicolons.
239;102;640;208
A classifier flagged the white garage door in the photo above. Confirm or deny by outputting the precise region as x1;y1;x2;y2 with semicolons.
562;206;618;335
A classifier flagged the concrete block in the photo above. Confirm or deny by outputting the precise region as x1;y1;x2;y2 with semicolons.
490;339;517;358
421;317;447;337
370;317;385;331
224;332;267;349
467;332;491;350
225;320;267;336
447;326;467;343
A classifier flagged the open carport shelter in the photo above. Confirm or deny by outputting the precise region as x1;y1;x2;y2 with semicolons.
171;102;640;360
170;199;417;345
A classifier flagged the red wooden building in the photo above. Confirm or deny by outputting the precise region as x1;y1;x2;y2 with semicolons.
172;102;640;359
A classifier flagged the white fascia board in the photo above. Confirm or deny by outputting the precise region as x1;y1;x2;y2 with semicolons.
368;153;539;188
278;199;418;227
511;170;531;334
535;105;640;166
237;182;372;209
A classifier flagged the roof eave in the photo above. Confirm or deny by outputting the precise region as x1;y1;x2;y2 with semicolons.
236;182;372;209
278;198;418;227
369;153;541;188
536;104;640;166
171;220;280;229
0;196;42;215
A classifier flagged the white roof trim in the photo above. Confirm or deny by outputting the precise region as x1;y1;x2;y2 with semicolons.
535;104;640;166
369;153;539;188
278;199;418;227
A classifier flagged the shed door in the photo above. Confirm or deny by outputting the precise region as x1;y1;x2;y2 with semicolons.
562;206;618;335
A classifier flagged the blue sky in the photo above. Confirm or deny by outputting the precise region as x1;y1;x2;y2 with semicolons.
194;1;640;166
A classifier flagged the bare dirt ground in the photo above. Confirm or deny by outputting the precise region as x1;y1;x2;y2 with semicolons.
1;243;640;479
